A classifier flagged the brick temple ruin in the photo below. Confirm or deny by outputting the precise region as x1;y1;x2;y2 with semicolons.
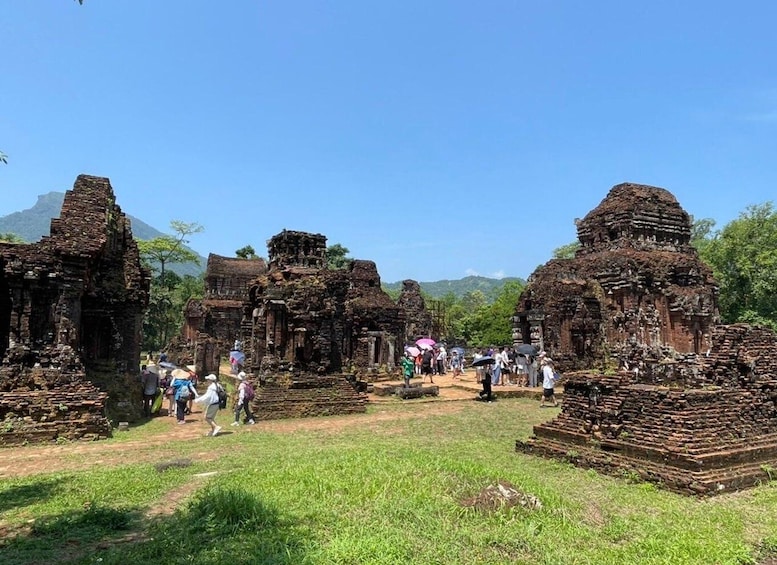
515;182;777;494
0;175;150;445
168;229;433;420
239;230;406;419
168;253;268;376
514;183;719;371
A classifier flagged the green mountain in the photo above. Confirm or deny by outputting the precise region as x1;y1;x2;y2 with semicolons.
0;191;206;277
383;275;524;302
2;194;523;293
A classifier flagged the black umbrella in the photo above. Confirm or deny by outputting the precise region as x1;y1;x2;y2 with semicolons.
516;343;539;356
471;356;496;367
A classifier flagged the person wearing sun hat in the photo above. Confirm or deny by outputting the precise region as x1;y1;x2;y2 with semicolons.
194;374;222;437
171;369;196;424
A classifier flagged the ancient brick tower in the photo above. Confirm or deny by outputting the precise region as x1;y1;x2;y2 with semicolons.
516;183;777;495
514;183;719;372
0;175;150;445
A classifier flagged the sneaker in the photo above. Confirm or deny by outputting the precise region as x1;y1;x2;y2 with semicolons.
248;419;255;425
231;421;240;427
177;420;186;425
212;425;222;437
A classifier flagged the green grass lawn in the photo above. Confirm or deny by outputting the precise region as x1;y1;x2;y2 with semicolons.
1;398;776;564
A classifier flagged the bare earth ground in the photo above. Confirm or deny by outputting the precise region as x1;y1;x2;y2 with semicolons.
0;370;527;480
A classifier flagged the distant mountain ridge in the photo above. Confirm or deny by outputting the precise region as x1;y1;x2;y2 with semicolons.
0;191;206;277
382;275;524;301
1;192;521;292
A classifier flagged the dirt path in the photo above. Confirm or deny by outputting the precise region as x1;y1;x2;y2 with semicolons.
0;369;543;480
0;373;484;479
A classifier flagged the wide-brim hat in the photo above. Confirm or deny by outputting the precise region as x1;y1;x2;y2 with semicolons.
171;368;190;379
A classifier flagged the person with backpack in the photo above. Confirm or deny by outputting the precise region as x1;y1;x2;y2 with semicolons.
171;370;196;424
194;374;224;436
231;371;256;426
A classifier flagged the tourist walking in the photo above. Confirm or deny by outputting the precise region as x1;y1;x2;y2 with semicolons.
140;364;159;417
479;364;494;402
491;347;503;386
496;347;510;385
421;348;434;383
171;370;196;424
540;357;559;407
401;351;415;388
231;371;256;426
450;350;462;379
195;374;223;437
436;345;447;375
527;355;539;388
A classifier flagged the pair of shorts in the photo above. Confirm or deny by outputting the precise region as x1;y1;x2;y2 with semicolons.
543;388;555;399
205;403;220;420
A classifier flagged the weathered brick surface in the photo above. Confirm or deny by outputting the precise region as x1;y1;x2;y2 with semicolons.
245;230;412;419
514;183;719;372
0;175;150;445
514;183;777;495
397;280;433;342
518;325;777;495
250;373;367;420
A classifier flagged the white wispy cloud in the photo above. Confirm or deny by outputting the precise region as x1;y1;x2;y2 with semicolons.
464;268;506;279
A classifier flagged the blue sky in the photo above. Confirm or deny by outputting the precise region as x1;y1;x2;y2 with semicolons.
2;1;777;283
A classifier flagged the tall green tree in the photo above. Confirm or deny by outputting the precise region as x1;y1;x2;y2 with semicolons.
699;203;777;329
138;221;204;350
137;220;204;280
326;243;352;270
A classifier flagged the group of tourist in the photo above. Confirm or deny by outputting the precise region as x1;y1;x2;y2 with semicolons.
138;360;257;437
400;343;560;407
475;350;559;405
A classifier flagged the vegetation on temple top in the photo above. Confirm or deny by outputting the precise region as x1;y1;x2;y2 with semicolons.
326;243;352;270
235;245;260;260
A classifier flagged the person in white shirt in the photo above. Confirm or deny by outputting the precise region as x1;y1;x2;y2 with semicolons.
194;374;222;437
540;358;559;407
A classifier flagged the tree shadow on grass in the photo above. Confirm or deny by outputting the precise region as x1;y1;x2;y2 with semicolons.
74;484;306;565
0;503;142;565
0;477;67;513
1;484;308;565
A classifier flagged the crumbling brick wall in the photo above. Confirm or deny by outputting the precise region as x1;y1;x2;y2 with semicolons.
518;324;777;495
0;175;150;444
240;231;409;420
397;279;433;342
